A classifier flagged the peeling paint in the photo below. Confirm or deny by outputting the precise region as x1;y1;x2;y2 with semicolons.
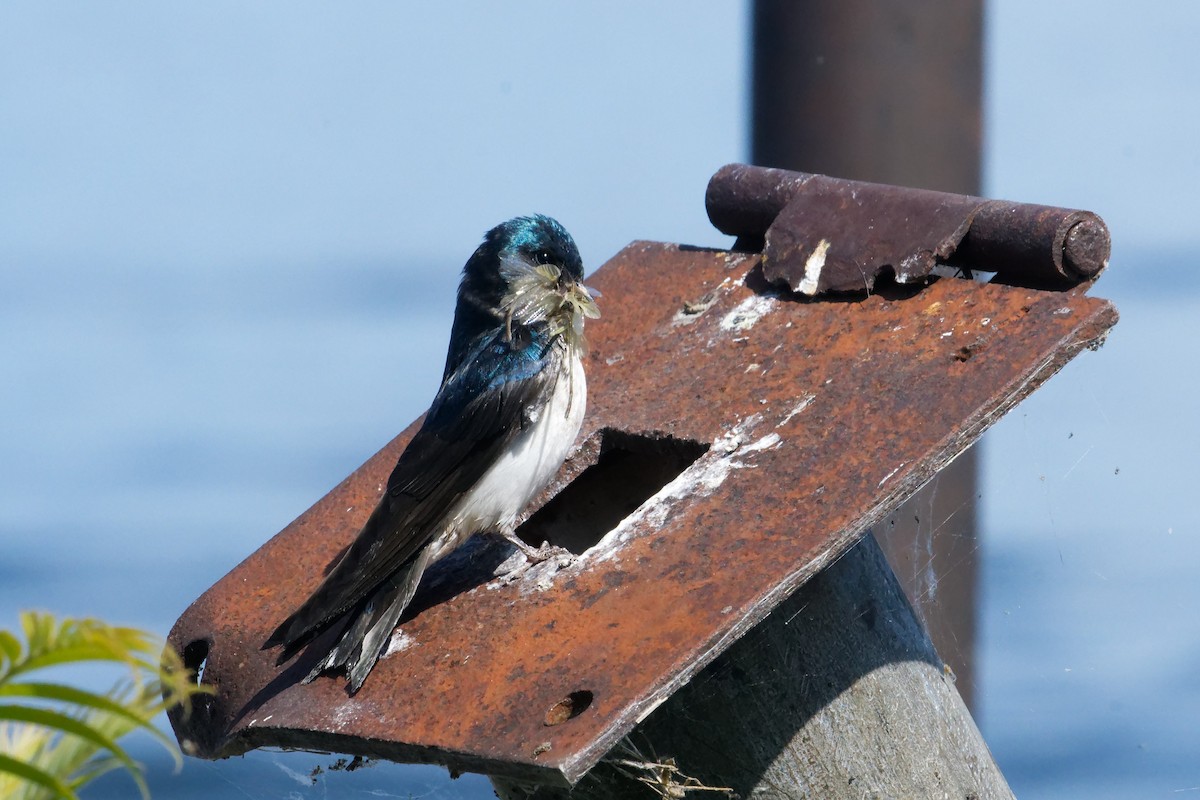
797;239;831;295
778;394;815;428
331;702;359;732
720;294;779;332
878;464;906;487
673;276;736;326
385;629;418;658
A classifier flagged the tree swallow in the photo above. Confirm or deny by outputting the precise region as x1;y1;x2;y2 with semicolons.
264;215;600;694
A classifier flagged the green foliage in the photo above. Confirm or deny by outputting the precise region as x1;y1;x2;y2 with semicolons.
0;611;210;799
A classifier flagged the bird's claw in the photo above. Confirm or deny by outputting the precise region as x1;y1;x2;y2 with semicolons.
524;540;576;566
490;530;576;590
495;528;575;565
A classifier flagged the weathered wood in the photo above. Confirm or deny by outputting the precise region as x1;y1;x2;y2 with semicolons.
491;532;1012;799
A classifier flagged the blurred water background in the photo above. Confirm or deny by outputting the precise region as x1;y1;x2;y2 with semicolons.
2;3;1198;797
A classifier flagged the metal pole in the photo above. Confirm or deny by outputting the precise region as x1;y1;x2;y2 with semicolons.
752;0;984;704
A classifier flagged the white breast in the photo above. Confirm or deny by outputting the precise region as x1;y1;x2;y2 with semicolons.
434;349;586;556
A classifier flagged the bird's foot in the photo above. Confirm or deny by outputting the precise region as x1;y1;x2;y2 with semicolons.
495;528;575;566
490;529;576;589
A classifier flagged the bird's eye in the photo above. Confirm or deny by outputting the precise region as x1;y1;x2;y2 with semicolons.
534;250;554;266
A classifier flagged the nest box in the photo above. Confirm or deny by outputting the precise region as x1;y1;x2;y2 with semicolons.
168;164;1117;786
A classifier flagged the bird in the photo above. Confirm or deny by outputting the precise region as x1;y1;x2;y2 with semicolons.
263;214;600;695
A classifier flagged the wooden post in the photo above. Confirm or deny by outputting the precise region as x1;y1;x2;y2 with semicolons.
491;533;1012;799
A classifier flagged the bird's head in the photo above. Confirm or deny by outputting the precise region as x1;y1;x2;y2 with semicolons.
447;215;600;379
496;215;600;348
465;215;600;350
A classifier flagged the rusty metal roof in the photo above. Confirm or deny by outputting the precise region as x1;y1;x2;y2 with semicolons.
168;167;1117;785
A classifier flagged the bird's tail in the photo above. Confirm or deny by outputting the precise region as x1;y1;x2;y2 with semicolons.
299;547;432;695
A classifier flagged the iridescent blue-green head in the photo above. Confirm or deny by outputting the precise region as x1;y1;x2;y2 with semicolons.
444;215;599;377
492;214;584;283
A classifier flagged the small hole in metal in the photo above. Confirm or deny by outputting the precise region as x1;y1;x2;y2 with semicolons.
544;690;593;726
183;639;210;685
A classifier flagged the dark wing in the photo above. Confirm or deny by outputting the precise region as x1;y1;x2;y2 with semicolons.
265;328;557;654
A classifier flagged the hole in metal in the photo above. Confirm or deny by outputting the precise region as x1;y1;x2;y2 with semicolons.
518;429;708;555
183;639;210;685
544;690;594;726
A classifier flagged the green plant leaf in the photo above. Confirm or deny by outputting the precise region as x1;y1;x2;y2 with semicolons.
0;752;79;800
0;705;139;770
0;630;21;666
0;682;176;752
0;611;210;799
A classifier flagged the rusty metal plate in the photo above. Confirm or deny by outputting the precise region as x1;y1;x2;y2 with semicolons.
168;243;1117;785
